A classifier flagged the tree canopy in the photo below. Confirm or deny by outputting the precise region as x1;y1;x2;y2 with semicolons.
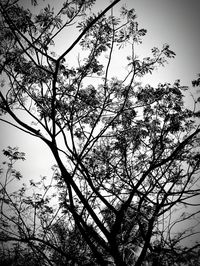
0;0;200;265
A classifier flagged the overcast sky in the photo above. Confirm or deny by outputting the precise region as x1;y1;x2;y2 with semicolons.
127;0;200;85
1;0;200;179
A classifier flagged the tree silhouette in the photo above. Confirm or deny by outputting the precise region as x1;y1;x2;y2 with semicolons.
0;0;200;265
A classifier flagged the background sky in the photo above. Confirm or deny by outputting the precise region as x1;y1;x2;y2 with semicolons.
0;0;200;180
128;0;200;86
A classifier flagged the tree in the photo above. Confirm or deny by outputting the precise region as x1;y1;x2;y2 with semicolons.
0;0;200;265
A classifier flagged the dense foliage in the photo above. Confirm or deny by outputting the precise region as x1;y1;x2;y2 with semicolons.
0;0;200;265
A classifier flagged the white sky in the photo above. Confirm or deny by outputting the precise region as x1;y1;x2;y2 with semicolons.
0;0;200;178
